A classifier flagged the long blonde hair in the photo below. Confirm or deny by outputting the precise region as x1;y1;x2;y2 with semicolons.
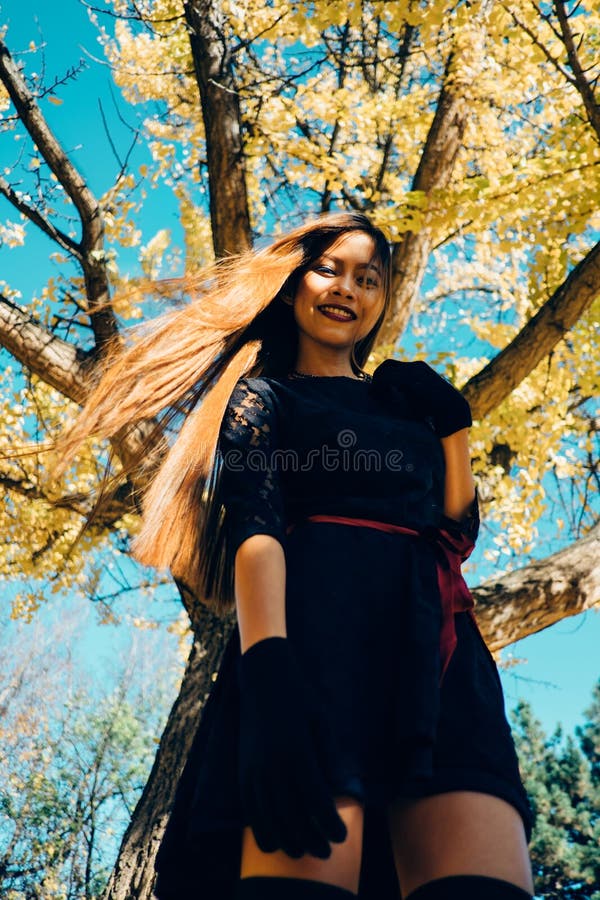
58;212;393;615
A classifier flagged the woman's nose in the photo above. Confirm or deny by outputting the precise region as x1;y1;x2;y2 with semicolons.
332;276;355;299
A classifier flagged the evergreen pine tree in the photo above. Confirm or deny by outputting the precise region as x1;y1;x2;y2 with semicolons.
511;679;600;899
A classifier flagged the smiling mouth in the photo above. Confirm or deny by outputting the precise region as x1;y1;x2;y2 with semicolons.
317;305;356;321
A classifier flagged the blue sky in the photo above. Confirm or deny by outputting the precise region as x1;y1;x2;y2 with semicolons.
1;0;599;741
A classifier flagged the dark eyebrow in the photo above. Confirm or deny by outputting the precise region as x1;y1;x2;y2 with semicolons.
320;253;381;275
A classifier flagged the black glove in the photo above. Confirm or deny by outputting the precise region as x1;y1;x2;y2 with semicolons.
438;486;481;544
372;359;472;437
237;636;347;859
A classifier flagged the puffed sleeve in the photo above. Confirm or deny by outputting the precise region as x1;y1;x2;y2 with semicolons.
217;377;288;557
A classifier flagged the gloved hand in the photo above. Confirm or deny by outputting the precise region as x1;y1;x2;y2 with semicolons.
438;487;480;544
237;636;347;859
372;359;472;437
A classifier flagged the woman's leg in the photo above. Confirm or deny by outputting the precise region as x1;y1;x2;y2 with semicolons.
239;796;364;895
386;791;533;897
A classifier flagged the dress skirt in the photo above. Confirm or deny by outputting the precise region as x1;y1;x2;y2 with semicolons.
154;522;534;900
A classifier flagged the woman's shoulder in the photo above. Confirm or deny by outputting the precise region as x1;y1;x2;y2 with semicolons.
229;373;278;400
224;376;285;428
224;375;276;418
230;372;304;403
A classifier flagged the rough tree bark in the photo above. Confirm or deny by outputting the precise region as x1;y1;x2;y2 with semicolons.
0;295;155;475
380;0;493;345
183;0;252;257
0;294;90;403
474;522;600;654
383;71;468;344
102;607;235;900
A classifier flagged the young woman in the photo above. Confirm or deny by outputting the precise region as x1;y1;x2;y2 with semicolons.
59;212;534;899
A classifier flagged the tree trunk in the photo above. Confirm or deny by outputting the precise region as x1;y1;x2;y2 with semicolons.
183;0;252;258
101;526;599;898
379;0;493;345
102;608;235;900
383;76;468;343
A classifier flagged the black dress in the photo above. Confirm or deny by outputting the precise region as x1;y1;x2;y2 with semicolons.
154;365;533;900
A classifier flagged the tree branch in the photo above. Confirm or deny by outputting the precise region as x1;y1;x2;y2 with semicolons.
554;0;600;142
377;0;497;349
379;60;467;342
474;522;600;653
0;294;156;479
0;175;82;260
463;238;600;419
500;2;575;86
0;38;119;349
0;41;99;234
0;294;90;403
320;22;350;213
0;474;135;529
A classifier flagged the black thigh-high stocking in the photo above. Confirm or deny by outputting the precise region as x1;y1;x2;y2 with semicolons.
405;875;533;899
235;875;357;898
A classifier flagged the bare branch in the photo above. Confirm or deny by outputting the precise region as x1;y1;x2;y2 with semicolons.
0;38;119;349
500;2;575;85
81;0;184;26
0;41;98;239
98;97;126;174
0;175;82;260
554;0;600;142
35;58;90;101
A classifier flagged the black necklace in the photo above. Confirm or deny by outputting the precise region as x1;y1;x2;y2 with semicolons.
288;369;371;381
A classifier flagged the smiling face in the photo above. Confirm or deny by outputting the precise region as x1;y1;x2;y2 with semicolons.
286;231;386;373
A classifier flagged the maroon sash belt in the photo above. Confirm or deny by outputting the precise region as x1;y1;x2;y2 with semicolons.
286;513;479;680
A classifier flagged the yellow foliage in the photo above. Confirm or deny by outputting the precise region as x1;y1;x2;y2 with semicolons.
139;228;171;278
174;187;215;273
0;219;26;247
2;0;599;613
0;372;147;619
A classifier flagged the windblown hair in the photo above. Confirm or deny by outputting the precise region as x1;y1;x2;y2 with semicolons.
58;211;393;616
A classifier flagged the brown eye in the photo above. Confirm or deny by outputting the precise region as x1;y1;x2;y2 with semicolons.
357;275;379;288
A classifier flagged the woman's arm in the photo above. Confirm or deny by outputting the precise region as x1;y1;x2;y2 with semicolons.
439;427;476;522
235;534;287;653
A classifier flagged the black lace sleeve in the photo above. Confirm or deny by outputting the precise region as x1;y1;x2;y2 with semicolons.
438;486;480;545
218;378;288;557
